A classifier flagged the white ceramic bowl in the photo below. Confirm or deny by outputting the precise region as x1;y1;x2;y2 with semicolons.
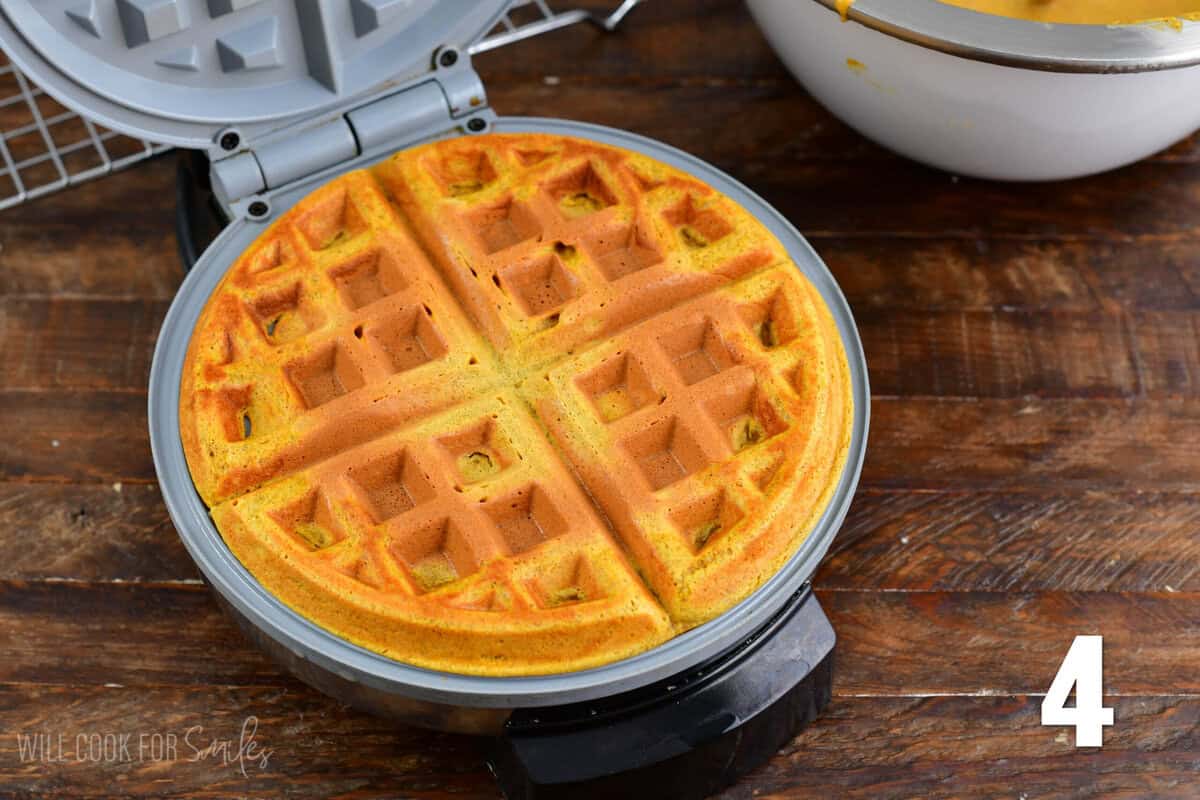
746;0;1200;180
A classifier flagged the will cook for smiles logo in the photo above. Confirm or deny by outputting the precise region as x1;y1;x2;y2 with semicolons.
16;716;274;777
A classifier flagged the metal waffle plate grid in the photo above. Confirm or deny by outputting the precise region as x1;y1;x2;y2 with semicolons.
0;0;636;212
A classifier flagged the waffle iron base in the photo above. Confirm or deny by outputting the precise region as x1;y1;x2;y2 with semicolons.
489;586;834;800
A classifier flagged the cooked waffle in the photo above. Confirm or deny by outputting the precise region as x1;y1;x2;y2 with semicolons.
181;132;854;676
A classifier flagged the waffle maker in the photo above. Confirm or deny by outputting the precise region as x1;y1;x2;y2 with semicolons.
0;2;869;796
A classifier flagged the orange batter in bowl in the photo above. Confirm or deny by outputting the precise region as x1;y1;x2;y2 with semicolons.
941;0;1200;24
837;0;1200;25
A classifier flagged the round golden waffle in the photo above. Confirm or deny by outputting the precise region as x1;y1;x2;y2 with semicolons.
181;132;853;676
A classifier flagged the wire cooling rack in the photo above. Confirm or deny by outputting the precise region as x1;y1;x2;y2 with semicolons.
471;0;641;54
0;54;168;211
0;0;640;211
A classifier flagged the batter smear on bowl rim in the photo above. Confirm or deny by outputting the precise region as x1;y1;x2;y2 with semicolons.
179;133;853;676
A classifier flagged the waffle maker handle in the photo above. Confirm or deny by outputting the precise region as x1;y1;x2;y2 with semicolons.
488;586;835;800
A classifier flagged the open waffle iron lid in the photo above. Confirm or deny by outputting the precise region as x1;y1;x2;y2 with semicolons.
0;0;509;146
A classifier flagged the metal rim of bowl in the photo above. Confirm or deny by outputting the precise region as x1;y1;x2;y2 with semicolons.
149;117;870;710
804;0;1200;72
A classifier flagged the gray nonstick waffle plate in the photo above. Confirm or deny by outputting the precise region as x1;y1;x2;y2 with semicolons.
0;0;507;142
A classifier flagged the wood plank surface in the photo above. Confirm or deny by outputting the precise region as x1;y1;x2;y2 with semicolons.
864;397;1200;490
0;0;1197;796
0;687;1194;800
742;695;1200;800
826;489;1200;593
0;581;1190;700
0;484;191;583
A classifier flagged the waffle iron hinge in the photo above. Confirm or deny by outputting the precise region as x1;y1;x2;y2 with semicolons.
208;54;491;221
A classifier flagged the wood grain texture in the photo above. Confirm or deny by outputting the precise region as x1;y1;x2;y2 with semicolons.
822;238;1200;312
749;162;1200;241
0;158;179;300
821;590;1200;697
864;397;1200;490
733;695;1200;800
0;686;1194;799
477;0;793;85
0;391;149;483
0;299;168;390
824;490;1200;592
0;484;191;583
861;310;1142;398
0;582;1190;699
0;684;495;799
1;0;1198;795
0;582;277;687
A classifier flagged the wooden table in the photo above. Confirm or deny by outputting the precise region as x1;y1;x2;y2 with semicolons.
2;1;1198;796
